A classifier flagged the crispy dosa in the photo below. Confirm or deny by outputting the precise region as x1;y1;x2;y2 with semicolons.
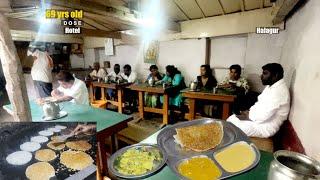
35;149;56;162
174;122;223;152
60;150;93;170
66;140;92;151
47;141;65;150
25;162;55;180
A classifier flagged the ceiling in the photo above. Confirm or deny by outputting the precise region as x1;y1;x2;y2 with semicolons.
4;0;275;34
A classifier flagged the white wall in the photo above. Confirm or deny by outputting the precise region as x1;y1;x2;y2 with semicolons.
279;0;320;161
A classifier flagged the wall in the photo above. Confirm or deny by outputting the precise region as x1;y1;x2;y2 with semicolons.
279;0;320;161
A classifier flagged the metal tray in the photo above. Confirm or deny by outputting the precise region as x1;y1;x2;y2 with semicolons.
108;144;167;179
157;118;260;179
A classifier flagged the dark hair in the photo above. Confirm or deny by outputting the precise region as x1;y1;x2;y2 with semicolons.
166;65;180;77
56;71;74;82
149;65;158;71
229;64;242;74
114;64;120;68
201;64;212;76
262;63;284;79
123;64;131;71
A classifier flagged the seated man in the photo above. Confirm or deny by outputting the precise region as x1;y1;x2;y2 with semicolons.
106;64;122;100
90;62;107;100
227;63;290;138
121;64;137;83
121;64;137;113
51;71;89;105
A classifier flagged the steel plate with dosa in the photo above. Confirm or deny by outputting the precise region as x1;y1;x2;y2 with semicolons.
157;118;260;179
108;144;167;179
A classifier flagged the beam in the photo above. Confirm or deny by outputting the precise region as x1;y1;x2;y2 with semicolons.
240;0;245;12
217;0;226;15
273;0;300;24
7;18;122;38
0;13;31;122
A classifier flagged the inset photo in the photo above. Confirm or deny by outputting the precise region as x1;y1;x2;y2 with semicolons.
0;122;96;180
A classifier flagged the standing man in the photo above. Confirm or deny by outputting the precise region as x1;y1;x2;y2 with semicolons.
29;48;53;98
51;71;89;105
90;62;107;80
227;63;290;138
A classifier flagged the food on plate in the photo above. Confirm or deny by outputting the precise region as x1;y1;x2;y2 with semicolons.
55;125;67;130
66;140;92;151
35;149;57;162
178;156;221;180
114;146;162;175
47;127;61;133
60;150;94;170
214;141;256;173
6;151;32;165
25;162;55;180
31;136;49;143
174;122;223;152
47;140;65;150
38;130;54;136
20;142;41;152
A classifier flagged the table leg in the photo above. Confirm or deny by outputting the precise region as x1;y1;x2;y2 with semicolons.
117;89;123;113
101;87;106;100
188;98;196;120
138;91;144;119
110;134;118;153
222;102;230;120
163;94;169;125
97;136;107;176
89;84;94;102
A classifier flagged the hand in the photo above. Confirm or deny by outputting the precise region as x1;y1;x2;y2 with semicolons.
155;81;162;85
236;110;250;120
71;124;96;135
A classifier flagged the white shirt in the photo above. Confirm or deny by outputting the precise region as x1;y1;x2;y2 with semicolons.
31;50;53;83
90;68;107;79
120;72;137;83
107;71;122;80
227;79;290;138
57;78;89;105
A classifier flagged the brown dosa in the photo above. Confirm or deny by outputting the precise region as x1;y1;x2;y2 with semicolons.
66;140;92;151
47;140;65;150
25;162;55;180
35;149;56;162
174;122;223;152
60;150;93;170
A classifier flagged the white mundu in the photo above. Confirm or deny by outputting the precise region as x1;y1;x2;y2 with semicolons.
227;79;290;138
31;50;53;83
57;78;89;105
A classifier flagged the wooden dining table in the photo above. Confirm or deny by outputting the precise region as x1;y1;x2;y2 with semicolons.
129;83;172;125
90;81;131;113
181;88;236;120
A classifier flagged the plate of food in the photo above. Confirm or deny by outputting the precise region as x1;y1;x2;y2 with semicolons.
108;144;167;179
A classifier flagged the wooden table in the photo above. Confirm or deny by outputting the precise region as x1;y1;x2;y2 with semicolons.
181;88;236;120
129;84;170;125
3;101;132;176
91;82;129;113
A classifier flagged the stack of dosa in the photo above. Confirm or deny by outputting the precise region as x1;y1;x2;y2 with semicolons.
174;122;223;152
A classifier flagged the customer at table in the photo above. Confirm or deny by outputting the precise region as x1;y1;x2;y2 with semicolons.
219;64;249;93
121;64;137;83
159;65;186;107
227;63;290;138
90;62;107;80
51;71;89;105
106;64;122;100
197;64;217;90
145;65;163;107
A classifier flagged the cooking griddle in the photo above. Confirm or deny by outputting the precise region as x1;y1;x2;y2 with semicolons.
0;122;96;180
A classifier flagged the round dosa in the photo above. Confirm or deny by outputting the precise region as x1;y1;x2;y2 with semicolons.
47;127;61;133
35;149;56;162
20;142;41;152
66;140;92;151
6;151;32;165
50;136;59;141
55;125;67;129
47;141;65;150
31;136;49;143
60;150;93;170
25;162;55;180
39;130;53;136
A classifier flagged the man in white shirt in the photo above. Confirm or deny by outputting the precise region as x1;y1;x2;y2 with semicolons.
106;64;122;99
51;71;89;105
29;48;53;98
121;64;137;83
227;63;290;138
90;62;107;80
